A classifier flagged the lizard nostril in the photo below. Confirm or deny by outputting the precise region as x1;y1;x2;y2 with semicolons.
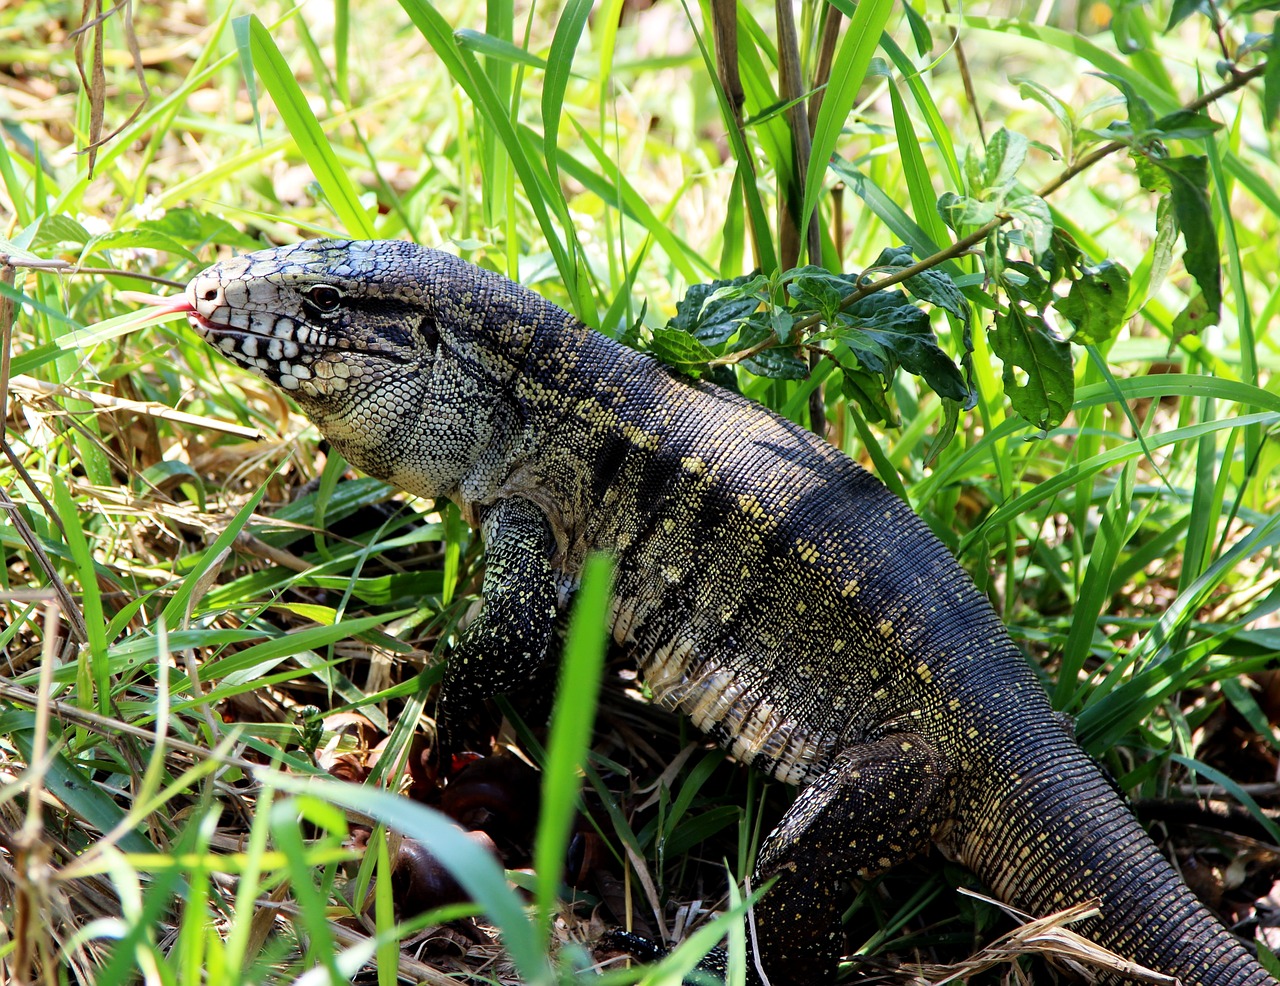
202;287;218;301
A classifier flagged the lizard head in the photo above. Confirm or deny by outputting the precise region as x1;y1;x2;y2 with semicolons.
186;239;541;501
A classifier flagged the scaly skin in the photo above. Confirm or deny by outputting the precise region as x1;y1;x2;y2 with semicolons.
187;239;1274;986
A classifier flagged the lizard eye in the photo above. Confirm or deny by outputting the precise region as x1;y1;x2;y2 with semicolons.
304;284;343;313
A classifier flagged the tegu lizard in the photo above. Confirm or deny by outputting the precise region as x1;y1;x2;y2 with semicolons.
185;238;1274;985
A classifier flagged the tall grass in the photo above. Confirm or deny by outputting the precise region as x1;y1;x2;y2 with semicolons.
0;0;1277;982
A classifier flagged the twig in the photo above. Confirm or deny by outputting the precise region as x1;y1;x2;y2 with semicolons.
710;0;769;268
808;5;843;137
0;489;88;644
941;0;987;146
1;258;13;450
0;254;185;288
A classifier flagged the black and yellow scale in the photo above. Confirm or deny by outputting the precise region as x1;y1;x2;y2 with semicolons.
188;239;1273;986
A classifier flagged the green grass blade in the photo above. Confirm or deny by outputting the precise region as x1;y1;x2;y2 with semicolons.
50;475;108;704
159;476;272;629
6;716;156;855
456;29;550;71
542;0;594;189
272;773;550;983
1170;755;1280;843
827;159;956;272
239;15;375;238
1053;461;1133;711
396;0;588;319
876;31;961;187
564;120;713;284
802;0;895;238
681;0;776;272
958;412;1280;555
887;80;950;250
534;553;612;946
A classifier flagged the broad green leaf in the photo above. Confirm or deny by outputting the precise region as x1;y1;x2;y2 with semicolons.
845;293;969;401
1001;260;1053;310
1158;154;1221;324
668;275;763;346
838;362;896;424
1015;77;1074;144
937;192;998;230
1172;288;1213;340
788;269;848;322
981;128;1028;194
84;228;198;262
835;326;891;377
649;327;716;368
741;346;810;380
1146;193;1178;303
1166;0;1207;30
1093;71;1156;134
1268;22;1280;127
867;245;970;326
1004;192;1053;262
1150;108;1221;141
30;214;92;248
1058;261;1130;344
923;397;963;466
136;206;257;250
988;304;1074;429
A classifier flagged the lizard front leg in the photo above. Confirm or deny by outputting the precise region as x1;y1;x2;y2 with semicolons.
436;496;560;755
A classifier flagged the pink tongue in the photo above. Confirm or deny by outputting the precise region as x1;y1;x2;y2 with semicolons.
117;290;196;315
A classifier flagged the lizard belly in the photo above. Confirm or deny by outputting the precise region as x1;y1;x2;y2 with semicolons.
609;579;864;787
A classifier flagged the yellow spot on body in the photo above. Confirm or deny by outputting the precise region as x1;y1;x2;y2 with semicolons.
915;662;933;683
794;538;820;564
833;639;845;652
878;620;894;638
841;579;860;597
